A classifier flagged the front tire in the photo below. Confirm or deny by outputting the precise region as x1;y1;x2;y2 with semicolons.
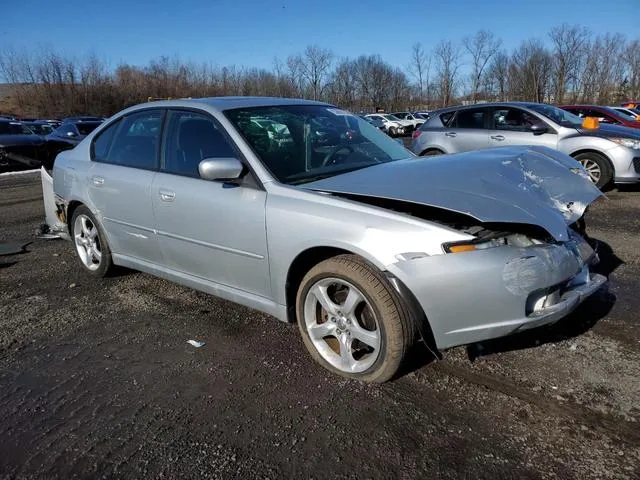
70;205;113;277
573;152;612;189
296;255;413;383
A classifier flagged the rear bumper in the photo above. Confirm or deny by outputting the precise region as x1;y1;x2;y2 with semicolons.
387;236;606;349
40;167;70;239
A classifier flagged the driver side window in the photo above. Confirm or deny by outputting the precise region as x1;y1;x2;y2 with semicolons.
162;110;237;178
492;108;540;132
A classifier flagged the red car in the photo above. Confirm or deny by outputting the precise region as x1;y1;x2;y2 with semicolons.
559;105;640;129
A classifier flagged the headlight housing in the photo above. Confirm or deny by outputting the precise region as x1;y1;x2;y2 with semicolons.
608;137;640;149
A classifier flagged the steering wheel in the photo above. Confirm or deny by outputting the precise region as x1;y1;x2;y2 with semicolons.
321;145;354;167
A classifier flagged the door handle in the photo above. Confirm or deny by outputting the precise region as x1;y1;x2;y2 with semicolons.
159;189;175;202
445;132;457;137
491;135;505;141
91;176;104;187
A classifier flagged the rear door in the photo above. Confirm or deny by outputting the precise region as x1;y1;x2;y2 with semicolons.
489;106;558;149
441;107;489;152
87;109;164;264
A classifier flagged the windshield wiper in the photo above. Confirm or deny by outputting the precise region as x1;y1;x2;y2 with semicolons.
287;164;373;185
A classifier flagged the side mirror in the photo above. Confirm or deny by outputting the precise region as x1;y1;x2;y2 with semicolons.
198;157;244;181
66;131;78;138
530;123;548;135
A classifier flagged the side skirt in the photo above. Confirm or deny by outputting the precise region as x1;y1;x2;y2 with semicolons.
112;253;288;322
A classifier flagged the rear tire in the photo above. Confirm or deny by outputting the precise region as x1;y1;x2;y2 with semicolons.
70;205;113;277
573;152;612;190
296;254;413;383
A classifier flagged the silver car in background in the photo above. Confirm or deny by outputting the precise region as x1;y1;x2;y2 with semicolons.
51;97;605;383
411;102;640;189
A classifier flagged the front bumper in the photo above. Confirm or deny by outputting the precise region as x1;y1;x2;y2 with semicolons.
387;235;606;350
609;145;640;183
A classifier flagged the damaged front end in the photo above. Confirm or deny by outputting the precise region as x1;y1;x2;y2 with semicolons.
303;146;607;349
385;218;606;349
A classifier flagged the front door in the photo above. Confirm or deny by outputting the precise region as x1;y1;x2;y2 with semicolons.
151;109;270;297
489;107;558;149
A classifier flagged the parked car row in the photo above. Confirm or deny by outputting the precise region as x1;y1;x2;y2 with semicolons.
44;96;605;383
0;117;104;171
362;111;429;137
411;101;640;189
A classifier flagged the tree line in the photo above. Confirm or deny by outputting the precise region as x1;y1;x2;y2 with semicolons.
1;24;639;118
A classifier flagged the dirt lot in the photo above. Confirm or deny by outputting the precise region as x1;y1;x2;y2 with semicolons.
0;171;638;479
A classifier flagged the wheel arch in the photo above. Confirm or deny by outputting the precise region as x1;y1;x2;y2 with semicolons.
66;200;85;231
569;149;614;172
283;246;436;349
285;246;355;323
419;147;446;156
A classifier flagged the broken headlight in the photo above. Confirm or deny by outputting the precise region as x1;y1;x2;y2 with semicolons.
443;233;542;254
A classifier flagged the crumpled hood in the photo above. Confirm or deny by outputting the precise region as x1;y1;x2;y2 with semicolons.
303;146;602;242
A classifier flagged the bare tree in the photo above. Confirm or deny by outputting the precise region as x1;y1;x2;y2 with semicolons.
463;30;502;102
485;50;510;101
433;40;462;107
627;40;640;99
549;24;589;103
509;39;553;102
298;45;333;101
408;42;431;105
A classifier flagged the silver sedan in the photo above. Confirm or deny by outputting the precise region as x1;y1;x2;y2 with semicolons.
50;97;605;382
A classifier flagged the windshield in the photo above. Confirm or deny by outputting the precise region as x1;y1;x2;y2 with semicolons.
525;104;583;128
610;108;638;121
225;105;411;185
383;114;401;122
76;122;101;135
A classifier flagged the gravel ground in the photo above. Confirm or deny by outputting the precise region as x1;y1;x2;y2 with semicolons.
0;171;638;479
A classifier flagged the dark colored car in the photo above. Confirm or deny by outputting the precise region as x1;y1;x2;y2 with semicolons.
61;116;105;123
45;121;104;167
0;120;49;171
559;105;640;129
23;121;56;136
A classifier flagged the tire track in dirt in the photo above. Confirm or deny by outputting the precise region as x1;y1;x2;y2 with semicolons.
424;361;639;445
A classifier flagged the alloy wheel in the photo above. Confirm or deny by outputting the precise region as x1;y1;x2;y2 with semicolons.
73;214;102;271
303;277;381;374
579;158;601;184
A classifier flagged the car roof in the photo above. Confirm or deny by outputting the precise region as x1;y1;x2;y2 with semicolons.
130;96;331;114
559;104;610;109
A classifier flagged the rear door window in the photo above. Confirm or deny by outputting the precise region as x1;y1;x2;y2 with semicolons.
95;109;164;170
450;108;487;129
